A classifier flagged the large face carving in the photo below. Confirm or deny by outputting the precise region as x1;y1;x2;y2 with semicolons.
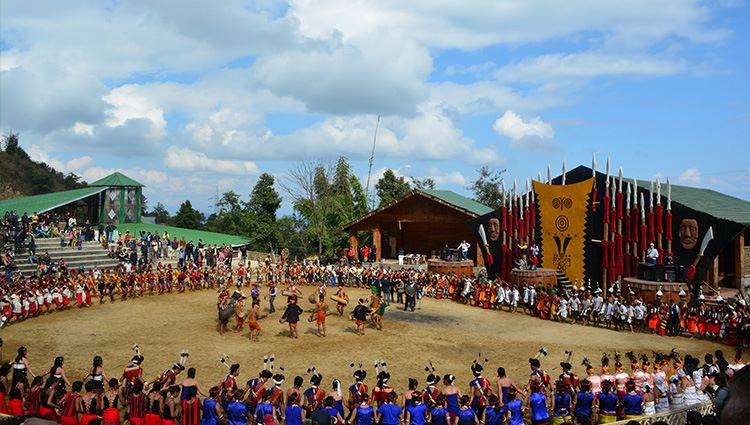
679;218;699;250
488;218;500;242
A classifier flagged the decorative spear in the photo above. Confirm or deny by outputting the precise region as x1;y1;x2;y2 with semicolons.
562;160;567;185
518;184;529;243
624;182;632;277
648;181;655;244
601;169;611;289
547;165;552;184
592;154;598;212
640;192;647;261
616;169;624;281
631;180;640;275
609;176;617;283
529;182;537;243
501;182;507;280
523;178;530;242
665;178;673;260
655;177;664;265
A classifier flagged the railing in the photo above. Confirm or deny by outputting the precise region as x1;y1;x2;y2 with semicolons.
610;400;714;425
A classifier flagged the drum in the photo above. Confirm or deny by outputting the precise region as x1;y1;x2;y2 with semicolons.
330;295;348;305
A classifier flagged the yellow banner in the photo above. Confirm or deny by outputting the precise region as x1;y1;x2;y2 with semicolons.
532;178;593;283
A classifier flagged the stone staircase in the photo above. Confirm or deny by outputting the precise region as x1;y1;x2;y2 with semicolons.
14;238;119;275
556;270;575;292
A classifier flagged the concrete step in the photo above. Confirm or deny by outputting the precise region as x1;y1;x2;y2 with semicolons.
15;258;120;274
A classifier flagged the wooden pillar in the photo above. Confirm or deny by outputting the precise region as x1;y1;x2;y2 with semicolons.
712;256;720;289
373;227;382;262
349;232;359;261
736;232;745;288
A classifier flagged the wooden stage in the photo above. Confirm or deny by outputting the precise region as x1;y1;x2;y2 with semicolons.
623;277;689;304
509;268;558;290
427;259;475;278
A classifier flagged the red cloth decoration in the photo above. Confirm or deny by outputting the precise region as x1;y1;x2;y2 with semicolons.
523;208;529;240
648;211;655;243
655;204;663;234
616;192;624;220
609;237;616;279
501;206;507;232
602;240;609;268
665;212;673;241
686;265;696;281
631;207;639;242
624;212;632;243
610;208;616;229
530;198;536;230
603;195;611;224
640;224;647;251
608;263;616;284
615;233;624;276
592;186;598;212
519;217;525;240
624;252;631;277
501;244;507;278
656;247;663;265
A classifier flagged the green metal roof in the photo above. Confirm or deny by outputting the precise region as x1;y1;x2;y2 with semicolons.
116;222;250;246
419;189;494;216
90;172;144;187
0;186;106;216
636;181;750;226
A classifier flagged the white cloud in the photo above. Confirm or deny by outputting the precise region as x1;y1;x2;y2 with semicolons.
495;52;687;84
164;146;260;174
428;169;468;186
103;85;167;141
493;110;557;152
72;122;94;136
679;168;702;184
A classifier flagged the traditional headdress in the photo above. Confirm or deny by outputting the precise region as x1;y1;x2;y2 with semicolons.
560;350;574;371
131;344;144;365
306;366;322;386
374;359;390;385
218;353;236;370
424;361;439;386
471;353;489;376
350;362;367;382
173;350;189;371
273;366;285;386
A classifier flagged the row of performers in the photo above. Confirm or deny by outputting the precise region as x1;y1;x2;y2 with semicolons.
3;344;745;425
418;276;749;346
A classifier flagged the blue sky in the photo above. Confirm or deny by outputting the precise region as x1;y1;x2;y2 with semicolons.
1;0;748;216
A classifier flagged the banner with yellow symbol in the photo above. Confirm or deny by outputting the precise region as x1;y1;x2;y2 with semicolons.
532;178;593;283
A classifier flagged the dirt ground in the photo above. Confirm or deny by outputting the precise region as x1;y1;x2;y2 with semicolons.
1;288;727;392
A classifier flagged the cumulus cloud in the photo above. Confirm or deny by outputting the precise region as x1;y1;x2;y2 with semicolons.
679;168;702;184
493;110;557;152
164;146;259;174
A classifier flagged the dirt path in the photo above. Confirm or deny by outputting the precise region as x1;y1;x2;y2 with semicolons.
2;288;726;391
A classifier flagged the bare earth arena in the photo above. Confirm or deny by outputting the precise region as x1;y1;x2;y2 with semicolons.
3;287;725;391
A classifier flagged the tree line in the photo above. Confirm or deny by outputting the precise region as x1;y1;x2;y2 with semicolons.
154;158;505;262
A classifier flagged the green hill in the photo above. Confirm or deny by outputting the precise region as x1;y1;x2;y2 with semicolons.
0;133;86;200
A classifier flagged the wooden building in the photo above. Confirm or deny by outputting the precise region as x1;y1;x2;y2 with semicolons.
343;189;492;263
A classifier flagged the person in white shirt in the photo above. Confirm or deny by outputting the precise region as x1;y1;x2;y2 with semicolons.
646;242;659;265
457;240;470;261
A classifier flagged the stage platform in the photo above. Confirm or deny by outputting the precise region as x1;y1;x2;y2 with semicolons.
427;259;474;278
623;277;689;304
509;268;558;290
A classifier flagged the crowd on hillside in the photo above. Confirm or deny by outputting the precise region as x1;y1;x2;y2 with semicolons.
1;342;748;425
